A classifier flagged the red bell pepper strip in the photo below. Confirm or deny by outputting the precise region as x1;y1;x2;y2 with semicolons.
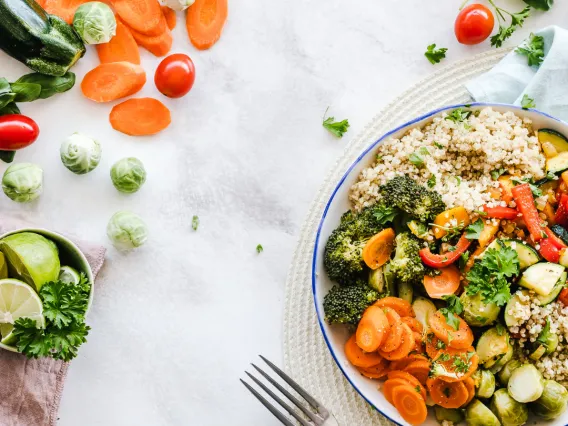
539;237;561;263
419;234;471;268
543;227;567;249
482;205;518;220
559;287;568;306
555;194;568;228
511;183;544;242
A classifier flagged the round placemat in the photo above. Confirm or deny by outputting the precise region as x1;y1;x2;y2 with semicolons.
283;47;512;426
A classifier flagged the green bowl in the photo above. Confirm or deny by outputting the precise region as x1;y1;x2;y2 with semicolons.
0;228;94;353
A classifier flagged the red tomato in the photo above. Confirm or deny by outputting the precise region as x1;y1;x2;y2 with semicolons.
154;53;196;98
0;115;39;150
455;4;495;45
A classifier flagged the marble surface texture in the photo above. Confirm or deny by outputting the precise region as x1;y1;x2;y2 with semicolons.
1;0;567;425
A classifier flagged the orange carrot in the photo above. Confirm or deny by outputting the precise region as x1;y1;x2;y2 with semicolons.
43;0;87;23
432;346;478;382
362;228;396;270
81;62;146;103
374;297;414;317
425;333;446;359
413;332;426;355
344;335;383;369
402;317;423;334
357;358;390;380
463;376;475;406
379;324;415;361
114;0;164;35
380;307;403;353
186;0;228;50
383;378;411;405
96;20;141;65
387;371;427;401
129;25;173;57
427;377;469;409
429;311;474;349
356;306;389;352
162;6;177;30
404;360;431;385
392;385;428;425
389;354;428;372
423;265;461;299
109;97;171;136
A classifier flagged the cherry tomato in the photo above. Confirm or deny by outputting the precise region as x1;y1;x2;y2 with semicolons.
455;4;495;45
0;115;39;150
154;53;196;98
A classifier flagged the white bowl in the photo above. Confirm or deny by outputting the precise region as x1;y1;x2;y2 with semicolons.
312;103;568;425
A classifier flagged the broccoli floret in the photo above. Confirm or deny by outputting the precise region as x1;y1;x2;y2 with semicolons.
323;283;380;325
390;232;425;285
380;175;445;222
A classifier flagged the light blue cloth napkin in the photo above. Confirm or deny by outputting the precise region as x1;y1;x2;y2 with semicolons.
466;25;568;121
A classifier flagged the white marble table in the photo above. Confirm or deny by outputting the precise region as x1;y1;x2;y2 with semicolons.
1;0;566;424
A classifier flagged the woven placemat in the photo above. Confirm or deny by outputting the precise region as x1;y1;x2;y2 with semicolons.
283;47;512;426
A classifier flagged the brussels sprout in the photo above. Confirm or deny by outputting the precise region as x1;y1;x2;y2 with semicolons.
529;379;568;420
73;2;116;44
508;364;544;403
60;132;101;174
472;369;496;399
490;388;529;426
465;399;501;426
368;267;385;292
489;343;514;374
2;163;43;202
110;157;146;193
476;326;511;367
412;297;436;331
498;359;523;386
460;292;500;327
162;0;194;11
106;211;148;250
434;406;464;423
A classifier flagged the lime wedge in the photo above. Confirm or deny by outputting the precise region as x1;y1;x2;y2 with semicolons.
59;266;80;285
0;232;60;292
0;253;7;280
0;278;44;345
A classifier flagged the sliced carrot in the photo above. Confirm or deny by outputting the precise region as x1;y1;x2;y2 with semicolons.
356;306;389;352
357;358;390;380
432;346;478;383
362;228;395;270
429;310;474;349
404;360;431;385
43;0;87;23
380;307;403;353
96;20;141;65
380;324;415;361
387;371;427;401
389;354;428;372
413;334;425;355
114;0;164;35
186;0;228;50
345;335;383;369
392;385;428;425
423;265;461;299
130;25;173;57
427;377;469;409
162;6;177;30
383;378;410;405
110;97;171;136
425;333;447;359
462;376;475;406
402;317;423;334
81;62;146;103
374;297;415;317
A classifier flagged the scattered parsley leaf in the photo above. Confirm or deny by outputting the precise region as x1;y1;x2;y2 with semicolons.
438;353;451;362
436;339;447;350
475;316;488;324
373;205;399;225
440;295;463;330
521;94;536;109
459;251;470;271
453;356;471;374
465;220;485;240
536;319;552;346
322;107;350;138
490;25;516;48
256;244;264;254
522;0;553;11
473;210;488;217
427;175;436;188
415;385;421;393
491;168;506;181
434;142;444;149
409;147;430;168
41;281;89;328
192;215;199;231
511;177;541;197
445;108;471;124
516;33;545;66
456;176;462;186
425;44;448;64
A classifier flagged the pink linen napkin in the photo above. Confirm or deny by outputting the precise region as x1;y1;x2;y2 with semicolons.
0;215;106;426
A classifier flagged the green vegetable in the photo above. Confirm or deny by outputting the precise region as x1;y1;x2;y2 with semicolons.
110;157;146;193
516;33;545;66
397;280;413;303
58;265;80;285
14;72;76;99
73;2;116;45
0;0;86;76
408;147;429;167
460;292;500;327
440;294;463;330
434;406;464;423
490;388;529;426
389;233;425;287
323;283;379;325
529;379;568;420
519;262;565;296
465;399;500;426
407;220;429;239
508;364;544;403
192;215;199;231
412;297;436;331
60;132;101;174
473;369;496;399
9;82;41;103
476;326;511;367
523;0;553;11
465;219;484;240
368;267;385;293
445;108;471;125
488;2;531;48
498;359;523;386
424;44;447;64
322;107;349;138
2;163;43;202
106;211;148;250
521;94;536;109
536;319;559;355
256;244;263;254
0;78;16;109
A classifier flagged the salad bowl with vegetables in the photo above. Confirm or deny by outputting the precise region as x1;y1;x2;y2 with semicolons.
313;103;568;425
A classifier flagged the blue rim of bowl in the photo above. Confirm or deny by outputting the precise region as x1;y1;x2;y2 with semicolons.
311;102;565;425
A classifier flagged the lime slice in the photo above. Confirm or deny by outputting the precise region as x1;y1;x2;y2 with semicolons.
0;232;60;292
0;278;44;345
58;266;80;285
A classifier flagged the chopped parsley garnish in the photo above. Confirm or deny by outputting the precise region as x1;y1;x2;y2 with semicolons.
521;94;536;110
424;44;448;64
409;147;430;168
436;339;447;350
256;244;264;254
322;107;350;138
453;352;475;374
440;295;463;330
427;175;436;188
434;142;444;149
475;316;488;324
192;215;199;231
465;220;485;240
536;319;552;346
459;251;470;271
516;33;545;66
373;205;399;225
445;108;471;124
438;353;451;362
415;385;422;393
496;323;506;336
491;168;506;180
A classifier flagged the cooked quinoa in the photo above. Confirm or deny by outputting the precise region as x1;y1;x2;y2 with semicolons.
350;107;546;212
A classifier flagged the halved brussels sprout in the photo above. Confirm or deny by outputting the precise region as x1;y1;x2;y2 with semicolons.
412;297;436;331
508;364;544;403
461;292;500;327
490;388;528;426
498;359;523;386
73;2;116;44
60;132;101;174
368;267;385;293
529;379;568;420
106;211;148;250
110;157;146;193
434;406;464;423
465;399;500;426
489;343;514;374
476;326;511;367
2;163;43;202
473;369;496;399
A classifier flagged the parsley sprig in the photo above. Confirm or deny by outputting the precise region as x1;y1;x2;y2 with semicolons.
440;295;463;330
322;107;350;138
425;44;448;64
516;33;545;66
487;1;531;48
521;94;536;109
465;220;484;240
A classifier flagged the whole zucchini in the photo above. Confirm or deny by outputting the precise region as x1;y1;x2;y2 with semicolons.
0;0;85;76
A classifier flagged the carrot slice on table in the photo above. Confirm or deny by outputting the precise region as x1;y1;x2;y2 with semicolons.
380;307;403;353
387;371;426;401
423;265;461;299
43;0;87;23
392;385;428;425
383;378;411;405
96;20;141;64
81;62;146;102
362;228;395;270
114;0;164;35
389;354;428;372
404;360;431;385
374;297;414;317
429;310;474;349
186;0;228;50
356;305;389;352
357;358;390;380
130;26;173;57
402;317;423;334
462;376;475;406
432;346;478;382
379;324;414;361
110;97;171;136
162;5;177;30
427;377;469;409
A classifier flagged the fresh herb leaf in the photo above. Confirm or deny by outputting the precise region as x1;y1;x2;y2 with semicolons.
436;339;447;350
488;3;531;48
256;244;264;254
521;94;536;109
536;319;551;346
456;176;462;186
490;25;516;48
192;215;199;231
434;142;444;149
9;82;42;103
496;323;506;336
522;0;553;10
491;168;506;180
438;353;451;362
373;205;399;225
415;385;421;393
409;147;430;168
445;108;471;124
459;251;470;271
453;355;471;374
425;44;448;64
427;175;436;188
440;295;463;330
40;281;89;328
516;33;545;66
511;177;541;197
15;72;76;99
475;316;488;324
473;210;488;217
465;220;484;240
322;107;350;138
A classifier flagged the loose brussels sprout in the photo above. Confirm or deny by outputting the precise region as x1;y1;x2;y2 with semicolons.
73;2;116;44
529;379;568;420
498;359;523;386
476;326;511;367
508;364;544;403
2;163;43;202
460;292;500;327
434;406;464;423
465;399;501;426
490;388;529;426
110;157;146;193
60;132;101;174
472;369;496;399
106;211;148;250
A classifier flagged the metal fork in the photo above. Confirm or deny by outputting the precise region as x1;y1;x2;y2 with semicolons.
240;355;338;426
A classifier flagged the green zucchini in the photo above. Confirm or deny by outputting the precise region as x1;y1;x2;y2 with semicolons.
551;224;568;245
547;151;568;174
539;129;568;154
519;262;566;296
0;0;85;76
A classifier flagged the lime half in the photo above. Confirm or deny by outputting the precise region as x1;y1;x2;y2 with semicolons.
0;278;44;345
58;266;80;285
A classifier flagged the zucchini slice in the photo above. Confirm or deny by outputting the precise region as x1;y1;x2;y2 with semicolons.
504;291;530;327
519;262;566;296
536;274;566;305
539;129;568;154
550;224;568;246
547;151;568;174
482;239;540;270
